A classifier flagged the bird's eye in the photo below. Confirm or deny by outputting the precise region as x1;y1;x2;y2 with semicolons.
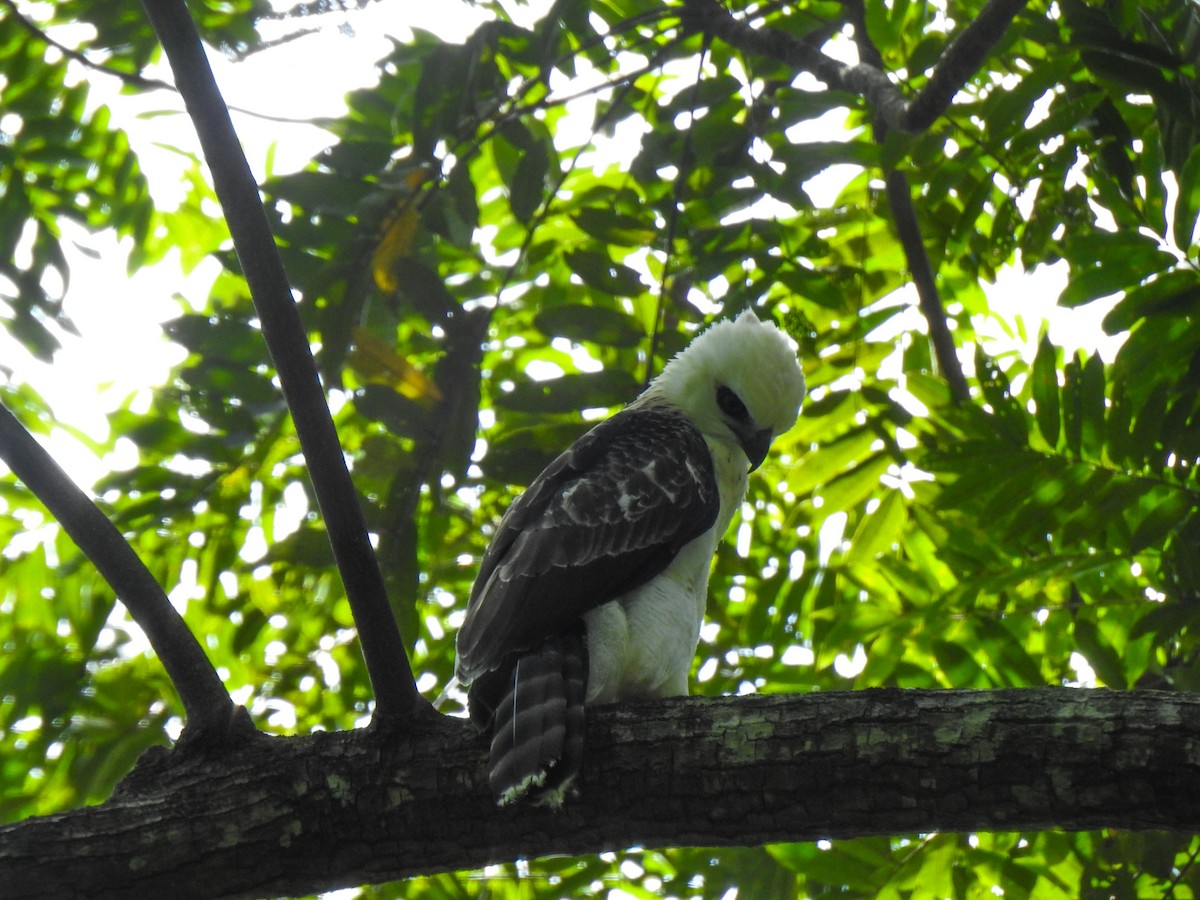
716;385;749;422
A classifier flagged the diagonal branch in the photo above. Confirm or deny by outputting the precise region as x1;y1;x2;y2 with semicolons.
905;0;1033;132
883;169;972;402
140;0;427;727
0;401;248;743
2;0;327;125
683;0;907;124
1;0;171;91
845;0;972;403
683;0;1031;134
690;0;983;400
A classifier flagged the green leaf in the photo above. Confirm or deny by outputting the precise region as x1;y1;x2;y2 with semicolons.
1073;617;1128;688
1101;269;1200;334
773;140;880;184
564;250;645;297
973;619;1044;687
1104;377;1133;467
533;304;644;348
1059;232;1174;308
1130;602;1200;644
571;207;657;247
509;142;549;224
483;421;591;486
787;428;877;495
1130;490;1190;553
845;490;906;565
1173;141;1200;252
354;385;434;440
974;344;1028;443
817;452;892;515
389;257;461;322
1079;351;1106;458
1061;351;1085;458
1031;332;1061;448
932;640;988;688
492;369;639;414
1127;381;1171;469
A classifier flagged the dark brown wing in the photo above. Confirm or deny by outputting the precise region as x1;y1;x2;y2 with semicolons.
454;405;719;686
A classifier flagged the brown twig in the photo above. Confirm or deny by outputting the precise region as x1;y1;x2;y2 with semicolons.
3;0;327;125
1;0;170;91
884;169;972;402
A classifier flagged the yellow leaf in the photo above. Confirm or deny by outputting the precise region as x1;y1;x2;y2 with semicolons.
218;465;252;498
371;168;432;293
348;328;443;407
372;205;419;294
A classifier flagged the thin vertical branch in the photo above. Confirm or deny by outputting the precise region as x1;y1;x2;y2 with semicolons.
691;0;998;401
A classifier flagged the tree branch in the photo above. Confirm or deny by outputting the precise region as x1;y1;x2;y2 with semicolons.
883;169;973;401
0;401;247;742
682;0;907;124
0;0;172;91
2;0;327;125
2;688;1198;899
682;0;1031;134
904;0;1033;132
140;0;426;727
686;0;1026;402
841;0;972;403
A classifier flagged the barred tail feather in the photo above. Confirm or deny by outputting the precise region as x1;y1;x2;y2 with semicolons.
488;627;587;807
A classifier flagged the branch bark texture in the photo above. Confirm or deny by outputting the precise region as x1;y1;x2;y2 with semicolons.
883;168;972;401
3;688;1198;899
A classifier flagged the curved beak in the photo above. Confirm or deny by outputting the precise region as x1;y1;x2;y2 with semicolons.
741;427;774;472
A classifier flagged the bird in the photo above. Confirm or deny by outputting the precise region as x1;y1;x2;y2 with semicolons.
454;308;806;806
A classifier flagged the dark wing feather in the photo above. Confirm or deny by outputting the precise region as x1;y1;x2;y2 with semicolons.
455;406;719;686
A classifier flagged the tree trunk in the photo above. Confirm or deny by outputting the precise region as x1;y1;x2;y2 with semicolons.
3;688;1198;899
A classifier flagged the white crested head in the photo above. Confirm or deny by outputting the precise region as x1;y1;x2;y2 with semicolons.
635;309;806;469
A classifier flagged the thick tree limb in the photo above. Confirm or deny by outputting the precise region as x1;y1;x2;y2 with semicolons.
683;0;1031;134
140;0;425;726
3;688;1199;899
0;402;248;742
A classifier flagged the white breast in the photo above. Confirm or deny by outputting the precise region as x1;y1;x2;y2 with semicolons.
583;435;748;705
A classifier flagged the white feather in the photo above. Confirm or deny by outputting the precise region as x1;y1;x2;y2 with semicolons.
582;311;803;705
